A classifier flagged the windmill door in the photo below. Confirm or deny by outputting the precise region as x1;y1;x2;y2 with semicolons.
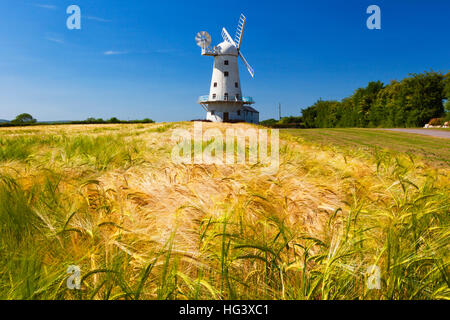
223;112;229;122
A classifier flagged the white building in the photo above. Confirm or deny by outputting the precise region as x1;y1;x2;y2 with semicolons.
195;14;259;124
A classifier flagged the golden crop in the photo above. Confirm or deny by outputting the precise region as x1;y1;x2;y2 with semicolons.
0;123;448;300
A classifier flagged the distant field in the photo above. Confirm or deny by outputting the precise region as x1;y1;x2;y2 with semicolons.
283;128;450;166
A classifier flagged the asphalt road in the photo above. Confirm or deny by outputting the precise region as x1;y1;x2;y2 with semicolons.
383;128;450;139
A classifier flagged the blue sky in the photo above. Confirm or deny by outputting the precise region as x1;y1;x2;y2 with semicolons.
0;0;449;122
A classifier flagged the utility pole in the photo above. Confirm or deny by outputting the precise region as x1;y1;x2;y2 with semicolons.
278;103;281;121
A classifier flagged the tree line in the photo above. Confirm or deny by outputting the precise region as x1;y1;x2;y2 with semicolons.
262;71;450;128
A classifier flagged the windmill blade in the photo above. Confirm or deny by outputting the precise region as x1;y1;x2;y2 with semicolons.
239;51;254;78
195;31;211;48
221;28;237;47
234;14;246;49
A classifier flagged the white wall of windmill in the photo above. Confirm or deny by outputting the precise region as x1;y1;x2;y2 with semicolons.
209;42;242;101
205;103;245;122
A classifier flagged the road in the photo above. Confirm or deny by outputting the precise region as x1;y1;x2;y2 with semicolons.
383;128;450;139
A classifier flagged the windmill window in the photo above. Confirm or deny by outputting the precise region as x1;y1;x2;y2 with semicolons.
214;82;217;87
235;94;240;100
224;71;229;77
212;94;216;99
224;93;229;101
211;110;215;115
224;60;229;65
237;110;241;116
235;82;239;88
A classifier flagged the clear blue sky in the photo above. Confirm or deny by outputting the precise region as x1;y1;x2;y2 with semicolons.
0;0;449;122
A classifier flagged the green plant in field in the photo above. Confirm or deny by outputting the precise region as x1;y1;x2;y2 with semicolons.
0;137;33;161
59;134;145;171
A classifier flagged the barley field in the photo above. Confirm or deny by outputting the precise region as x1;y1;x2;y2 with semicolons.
0;123;448;300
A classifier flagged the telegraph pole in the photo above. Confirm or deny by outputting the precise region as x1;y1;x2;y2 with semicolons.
278;103;281;121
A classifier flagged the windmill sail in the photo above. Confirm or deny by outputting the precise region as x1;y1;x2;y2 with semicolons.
221;28;237;47
195;31;211;49
239;51;254;78
234;14;246;49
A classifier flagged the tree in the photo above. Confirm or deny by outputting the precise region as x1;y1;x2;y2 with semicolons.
444;72;450;99
297;71;446;128
260;119;278;126
11;113;37;124
108;117;121;123
443;73;450;121
444;101;450;121
301;103;318;128
401;72;444;127
356;81;384;127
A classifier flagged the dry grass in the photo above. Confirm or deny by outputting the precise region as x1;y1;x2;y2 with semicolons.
0;122;448;300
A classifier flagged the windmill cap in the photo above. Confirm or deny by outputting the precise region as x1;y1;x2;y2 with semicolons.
216;41;238;56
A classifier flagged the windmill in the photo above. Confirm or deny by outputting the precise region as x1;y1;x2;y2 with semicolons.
195;14;259;124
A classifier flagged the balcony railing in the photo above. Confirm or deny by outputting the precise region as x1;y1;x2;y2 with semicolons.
198;95;254;104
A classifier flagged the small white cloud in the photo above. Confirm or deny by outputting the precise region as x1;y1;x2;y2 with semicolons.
104;51;128;55
34;4;57;10
45;36;64;44
85;16;111;23
154;49;179;54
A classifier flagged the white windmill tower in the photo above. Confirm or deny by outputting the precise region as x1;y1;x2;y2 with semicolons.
196;14;259;124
